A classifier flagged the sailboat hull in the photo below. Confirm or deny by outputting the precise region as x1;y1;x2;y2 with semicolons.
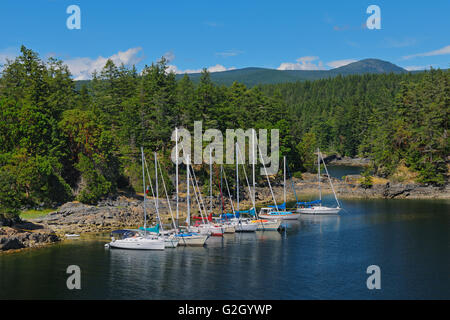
251;219;282;231
223;225;236;233
176;234;209;246
108;237;165;250
233;222;258;232
164;236;179;248
297;206;341;215
259;213;300;220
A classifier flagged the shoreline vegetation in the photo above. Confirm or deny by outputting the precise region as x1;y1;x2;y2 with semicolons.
0;46;449;252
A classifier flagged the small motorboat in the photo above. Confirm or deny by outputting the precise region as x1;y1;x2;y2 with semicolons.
65;234;80;238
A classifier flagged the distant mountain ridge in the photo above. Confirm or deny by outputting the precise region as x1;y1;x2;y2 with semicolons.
75;59;410;89
176;59;408;86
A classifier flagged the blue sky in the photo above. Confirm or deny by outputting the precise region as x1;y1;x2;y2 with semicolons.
0;0;449;79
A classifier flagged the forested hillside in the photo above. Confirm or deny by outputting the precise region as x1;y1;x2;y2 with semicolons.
176;59;407;86
0;46;448;222
260;71;449;184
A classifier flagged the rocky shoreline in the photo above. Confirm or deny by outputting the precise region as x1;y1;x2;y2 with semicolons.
323;155;371;167
0;222;59;252
1;172;448;253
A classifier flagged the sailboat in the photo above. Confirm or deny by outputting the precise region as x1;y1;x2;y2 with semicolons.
234;139;282;230
148;152;179;248
218;164;236;234
188;148;224;237
296;148;342;215
230;143;258;232
258;155;300;220
107;148;165;250
175;151;209;246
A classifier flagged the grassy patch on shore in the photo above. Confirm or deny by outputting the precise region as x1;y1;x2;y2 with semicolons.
20;209;54;220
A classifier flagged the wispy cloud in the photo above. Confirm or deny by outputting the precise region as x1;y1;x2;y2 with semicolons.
65;47;144;80
327;59;357;69
402;45;450;60
163;51;175;63
0;47;19;66
277;56;325;71
346;41;360;48
167;64;236;74
215;50;244;58
383;37;417;48
204;21;223;27
333;25;350;31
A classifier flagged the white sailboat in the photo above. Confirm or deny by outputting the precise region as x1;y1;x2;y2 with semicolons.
153;152;179;248
235;138;283;230
219;159;257;232
217;164;236;234
232;144;258;232
107;148;165;250
187;149;224;237
297;148;342;215
257;154;300;220
176;153;209;246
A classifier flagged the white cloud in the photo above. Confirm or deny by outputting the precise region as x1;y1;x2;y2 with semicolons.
277;56;325;71
208;64;235;72
167;64;235;74
65;47;144;80
404;65;434;71
327;59;357;69
402;45;450;60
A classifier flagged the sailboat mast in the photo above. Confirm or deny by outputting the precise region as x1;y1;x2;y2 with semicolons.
175;128;179;226
210;147;213;213
320;152;341;208
220;164;224;216
186;155;190;228
141;147;147;233
252;130;256;210
236;143;239;212
318;148;322;202
284;156;286;205
155;152;158;223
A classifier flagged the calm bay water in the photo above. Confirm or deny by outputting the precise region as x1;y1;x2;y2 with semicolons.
1;198;449;300
326;165;364;180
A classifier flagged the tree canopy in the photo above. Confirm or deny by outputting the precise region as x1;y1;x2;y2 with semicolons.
0;46;448;220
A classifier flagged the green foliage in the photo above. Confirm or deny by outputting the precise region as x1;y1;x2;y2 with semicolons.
0;169;22;220
261;69;449;185
0;46;448;216
296;132;317;172
360;167;374;189
75;153;113;204
293;171;303;179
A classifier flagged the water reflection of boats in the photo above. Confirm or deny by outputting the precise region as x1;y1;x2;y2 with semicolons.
298;214;341;233
256;231;282;241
